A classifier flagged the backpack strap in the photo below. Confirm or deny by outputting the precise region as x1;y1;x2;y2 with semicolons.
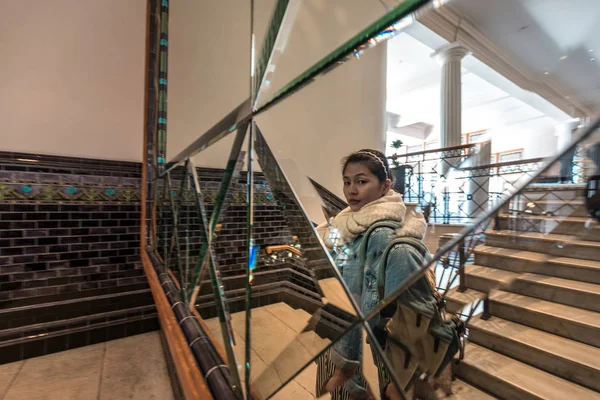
376;236;430;291
356;221;402;264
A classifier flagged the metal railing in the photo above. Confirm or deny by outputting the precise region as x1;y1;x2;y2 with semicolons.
390;143;593;224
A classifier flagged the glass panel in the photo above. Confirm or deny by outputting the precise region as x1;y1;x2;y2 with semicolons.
252;320;407;399
151;0;600;399
241;125;364;397
252;0;431;110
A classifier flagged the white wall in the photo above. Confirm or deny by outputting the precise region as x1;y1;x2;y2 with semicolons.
168;1;388;221
0;0;146;161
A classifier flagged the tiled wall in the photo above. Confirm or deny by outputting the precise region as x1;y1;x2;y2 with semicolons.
0;152;144;303
156;171;296;283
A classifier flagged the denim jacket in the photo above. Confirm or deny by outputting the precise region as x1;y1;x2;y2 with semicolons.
330;220;444;398
330;224;397;397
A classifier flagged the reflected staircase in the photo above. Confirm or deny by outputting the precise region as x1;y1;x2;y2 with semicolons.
445;184;600;399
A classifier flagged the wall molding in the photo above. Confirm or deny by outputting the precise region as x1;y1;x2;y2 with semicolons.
418;5;594;118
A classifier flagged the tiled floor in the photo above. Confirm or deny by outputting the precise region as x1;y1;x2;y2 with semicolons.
0;332;173;400
205;287;381;400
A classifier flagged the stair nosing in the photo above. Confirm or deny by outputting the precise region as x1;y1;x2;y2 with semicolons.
0;312;158;347
0;287;151;314
460;343;600;399
466;265;600;295
0;304;156;339
489;291;600;330
469;315;600;372
486;230;599;247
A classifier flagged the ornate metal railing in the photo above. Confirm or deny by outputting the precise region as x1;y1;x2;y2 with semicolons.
391;144;594;224
388;143;478;223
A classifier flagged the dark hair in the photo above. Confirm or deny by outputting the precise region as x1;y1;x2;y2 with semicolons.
342;149;391;183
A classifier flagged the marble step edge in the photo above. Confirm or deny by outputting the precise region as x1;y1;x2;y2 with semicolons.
457;343;600;400
474;245;600;274
468;315;600;382
465;264;600;296
485;230;600;248
0;308;158;347
0;287;152;315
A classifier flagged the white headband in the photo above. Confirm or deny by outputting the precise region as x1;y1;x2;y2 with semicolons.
355;151;389;178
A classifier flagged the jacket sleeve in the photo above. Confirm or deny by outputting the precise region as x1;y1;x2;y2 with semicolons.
383;243;438;319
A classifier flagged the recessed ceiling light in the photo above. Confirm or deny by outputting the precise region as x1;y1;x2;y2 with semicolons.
560;55;568;60
544;71;549;75
16;158;38;163
566;96;571;99
589;49;594;53
592;58;596;61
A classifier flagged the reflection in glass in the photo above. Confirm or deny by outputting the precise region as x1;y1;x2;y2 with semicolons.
253;0;431;111
148;0;600;398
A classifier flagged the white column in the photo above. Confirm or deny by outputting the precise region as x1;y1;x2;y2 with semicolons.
433;43;470;148
555;119;580;152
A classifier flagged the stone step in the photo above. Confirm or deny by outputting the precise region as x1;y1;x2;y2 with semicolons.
520;184;586;199
0;306;158;364
263;302;311;334
444;287;485;314
474;245;600;284
455;343;600;400
468;315;600;392
0;286;153;330
496;215;598;239
505;199;587;217
446;379;497;400
488;291;600;348
485;230;600;262
464;265;600;313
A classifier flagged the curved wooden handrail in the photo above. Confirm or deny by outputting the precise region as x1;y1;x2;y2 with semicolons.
265;244;302;256
166;270;229;363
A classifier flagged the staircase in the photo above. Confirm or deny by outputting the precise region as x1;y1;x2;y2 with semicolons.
446;184;600;399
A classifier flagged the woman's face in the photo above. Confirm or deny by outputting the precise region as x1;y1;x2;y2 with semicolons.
343;162;390;212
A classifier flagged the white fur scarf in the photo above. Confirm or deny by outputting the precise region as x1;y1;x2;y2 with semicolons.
316;191;427;250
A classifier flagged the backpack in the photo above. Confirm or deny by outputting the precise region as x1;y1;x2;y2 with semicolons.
357;221;463;379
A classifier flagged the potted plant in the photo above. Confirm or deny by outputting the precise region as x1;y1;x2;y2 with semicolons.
389;140;407;194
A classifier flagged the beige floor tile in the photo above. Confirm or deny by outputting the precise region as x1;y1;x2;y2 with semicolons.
298;331;330;357
263;303;311;333
237;309;299;364
272;380;315;400
319;278;355;314
293;362;317;396
4;343;105;400
0;360;24;397
98;332;174;400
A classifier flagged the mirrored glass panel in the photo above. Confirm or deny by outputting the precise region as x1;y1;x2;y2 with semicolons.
149;0;600;398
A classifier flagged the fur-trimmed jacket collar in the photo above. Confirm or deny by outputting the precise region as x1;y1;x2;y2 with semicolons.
316;191;427;250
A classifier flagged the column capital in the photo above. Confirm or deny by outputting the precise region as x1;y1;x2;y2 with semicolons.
432;42;470;65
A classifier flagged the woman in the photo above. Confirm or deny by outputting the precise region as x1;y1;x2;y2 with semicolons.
316;149;458;400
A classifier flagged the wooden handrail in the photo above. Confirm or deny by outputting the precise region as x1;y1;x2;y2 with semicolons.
389;143;476;160
265;245;302;256
141;252;211;399
458;157;545;171
164;270;230;364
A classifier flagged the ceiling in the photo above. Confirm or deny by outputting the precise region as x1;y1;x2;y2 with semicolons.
450;0;600;113
386;32;559;153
